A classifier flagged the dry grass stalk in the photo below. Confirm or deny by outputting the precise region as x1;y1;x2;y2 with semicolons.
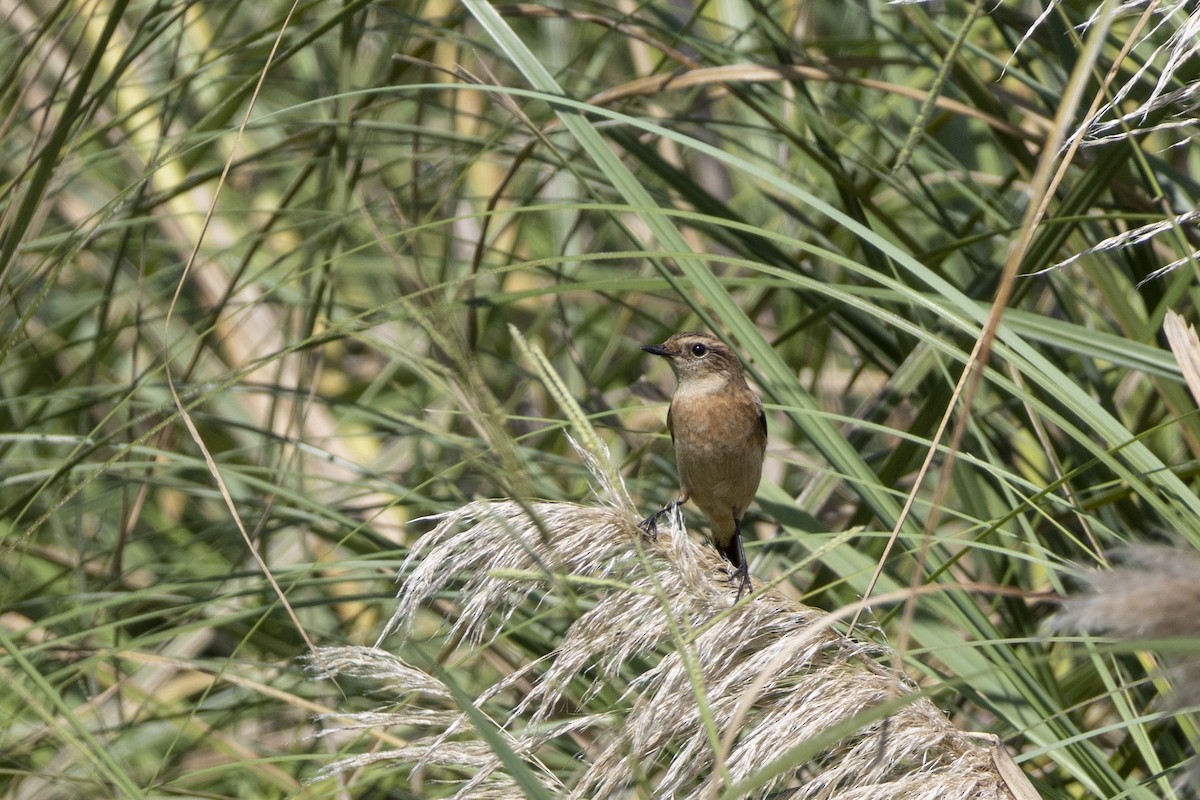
309;443;1033;798
1055;544;1200;711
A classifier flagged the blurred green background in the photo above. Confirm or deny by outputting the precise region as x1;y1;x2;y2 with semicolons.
3;0;1200;796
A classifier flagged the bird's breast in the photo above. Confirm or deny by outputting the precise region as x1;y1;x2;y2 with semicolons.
669;389;765;509
670;390;765;454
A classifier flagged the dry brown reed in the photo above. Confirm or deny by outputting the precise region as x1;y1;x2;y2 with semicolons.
308;442;1035;799
1056;545;1200;712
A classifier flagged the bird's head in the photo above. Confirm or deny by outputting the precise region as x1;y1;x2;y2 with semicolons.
641;332;745;388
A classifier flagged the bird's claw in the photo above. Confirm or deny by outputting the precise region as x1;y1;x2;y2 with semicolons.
729;562;752;601
638;512;662;541
638;501;680;541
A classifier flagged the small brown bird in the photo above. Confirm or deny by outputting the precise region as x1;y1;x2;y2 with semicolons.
639;332;767;599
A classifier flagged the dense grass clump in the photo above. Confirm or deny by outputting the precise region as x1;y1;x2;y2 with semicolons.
3;1;1200;797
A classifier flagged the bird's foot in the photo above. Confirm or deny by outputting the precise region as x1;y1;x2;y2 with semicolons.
728;562;752;601
638;501;680;541
637;511;662;540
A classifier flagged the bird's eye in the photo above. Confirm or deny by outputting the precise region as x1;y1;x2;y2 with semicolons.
691;343;708;357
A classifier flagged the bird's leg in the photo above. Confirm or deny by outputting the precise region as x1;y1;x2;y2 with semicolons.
717;517;753;601
638;499;682;540
730;526;752;601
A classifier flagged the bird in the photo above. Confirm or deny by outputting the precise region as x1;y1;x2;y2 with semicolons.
639;332;767;599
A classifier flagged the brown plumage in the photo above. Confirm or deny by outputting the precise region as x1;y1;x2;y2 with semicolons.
640;332;767;599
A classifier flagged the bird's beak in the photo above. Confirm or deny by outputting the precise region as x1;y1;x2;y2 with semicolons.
641;344;670;357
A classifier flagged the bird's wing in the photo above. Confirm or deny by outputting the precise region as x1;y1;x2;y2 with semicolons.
757;397;767;439
666;403;675;442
